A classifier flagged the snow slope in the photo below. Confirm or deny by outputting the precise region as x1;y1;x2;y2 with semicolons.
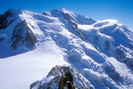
0;40;67;89
0;8;133;89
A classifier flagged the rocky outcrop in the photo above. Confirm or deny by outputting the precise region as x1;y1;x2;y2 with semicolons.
0;9;37;50
0;9;16;29
10;20;37;50
115;45;133;68
30;65;94;89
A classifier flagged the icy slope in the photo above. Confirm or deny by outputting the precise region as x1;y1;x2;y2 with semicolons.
0;8;133;89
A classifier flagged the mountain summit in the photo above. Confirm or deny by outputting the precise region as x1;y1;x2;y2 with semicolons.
0;9;133;89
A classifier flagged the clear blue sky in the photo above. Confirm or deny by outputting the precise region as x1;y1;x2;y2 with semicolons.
0;0;133;29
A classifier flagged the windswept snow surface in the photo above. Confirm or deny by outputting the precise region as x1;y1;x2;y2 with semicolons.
0;8;133;89
0;40;67;89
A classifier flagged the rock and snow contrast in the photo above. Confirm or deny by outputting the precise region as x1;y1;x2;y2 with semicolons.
30;65;94;89
0;8;133;89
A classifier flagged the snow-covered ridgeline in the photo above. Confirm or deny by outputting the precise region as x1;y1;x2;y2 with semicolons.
0;8;133;89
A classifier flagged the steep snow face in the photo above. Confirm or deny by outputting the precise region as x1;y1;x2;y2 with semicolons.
0;9;133;89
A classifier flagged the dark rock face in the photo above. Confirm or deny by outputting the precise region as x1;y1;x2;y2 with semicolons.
104;65;121;82
0;10;14;29
115;47;125;59
58;70;75;89
10;20;37;50
115;46;133;68
0;9;36;50
30;65;94;89
104;41;110;50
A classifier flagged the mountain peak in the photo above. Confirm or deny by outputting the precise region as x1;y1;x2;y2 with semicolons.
50;8;96;24
51;8;74;14
0;9;133;89
50;8;75;16
0;9;23;30
61;8;75;16
4;9;22;15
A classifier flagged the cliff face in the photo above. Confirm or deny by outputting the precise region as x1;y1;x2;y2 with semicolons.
10;20;37;50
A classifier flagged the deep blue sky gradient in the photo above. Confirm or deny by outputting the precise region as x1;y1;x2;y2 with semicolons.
0;0;133;29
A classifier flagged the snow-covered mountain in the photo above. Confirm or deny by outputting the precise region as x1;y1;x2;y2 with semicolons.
0;8;133;89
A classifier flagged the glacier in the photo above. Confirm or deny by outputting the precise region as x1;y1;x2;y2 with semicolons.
0;8;133;89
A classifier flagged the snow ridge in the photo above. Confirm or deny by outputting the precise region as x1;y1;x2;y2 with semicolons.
0;9;133;89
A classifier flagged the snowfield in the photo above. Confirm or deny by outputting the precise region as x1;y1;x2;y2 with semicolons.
0;8;133;89
0;41;67;89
